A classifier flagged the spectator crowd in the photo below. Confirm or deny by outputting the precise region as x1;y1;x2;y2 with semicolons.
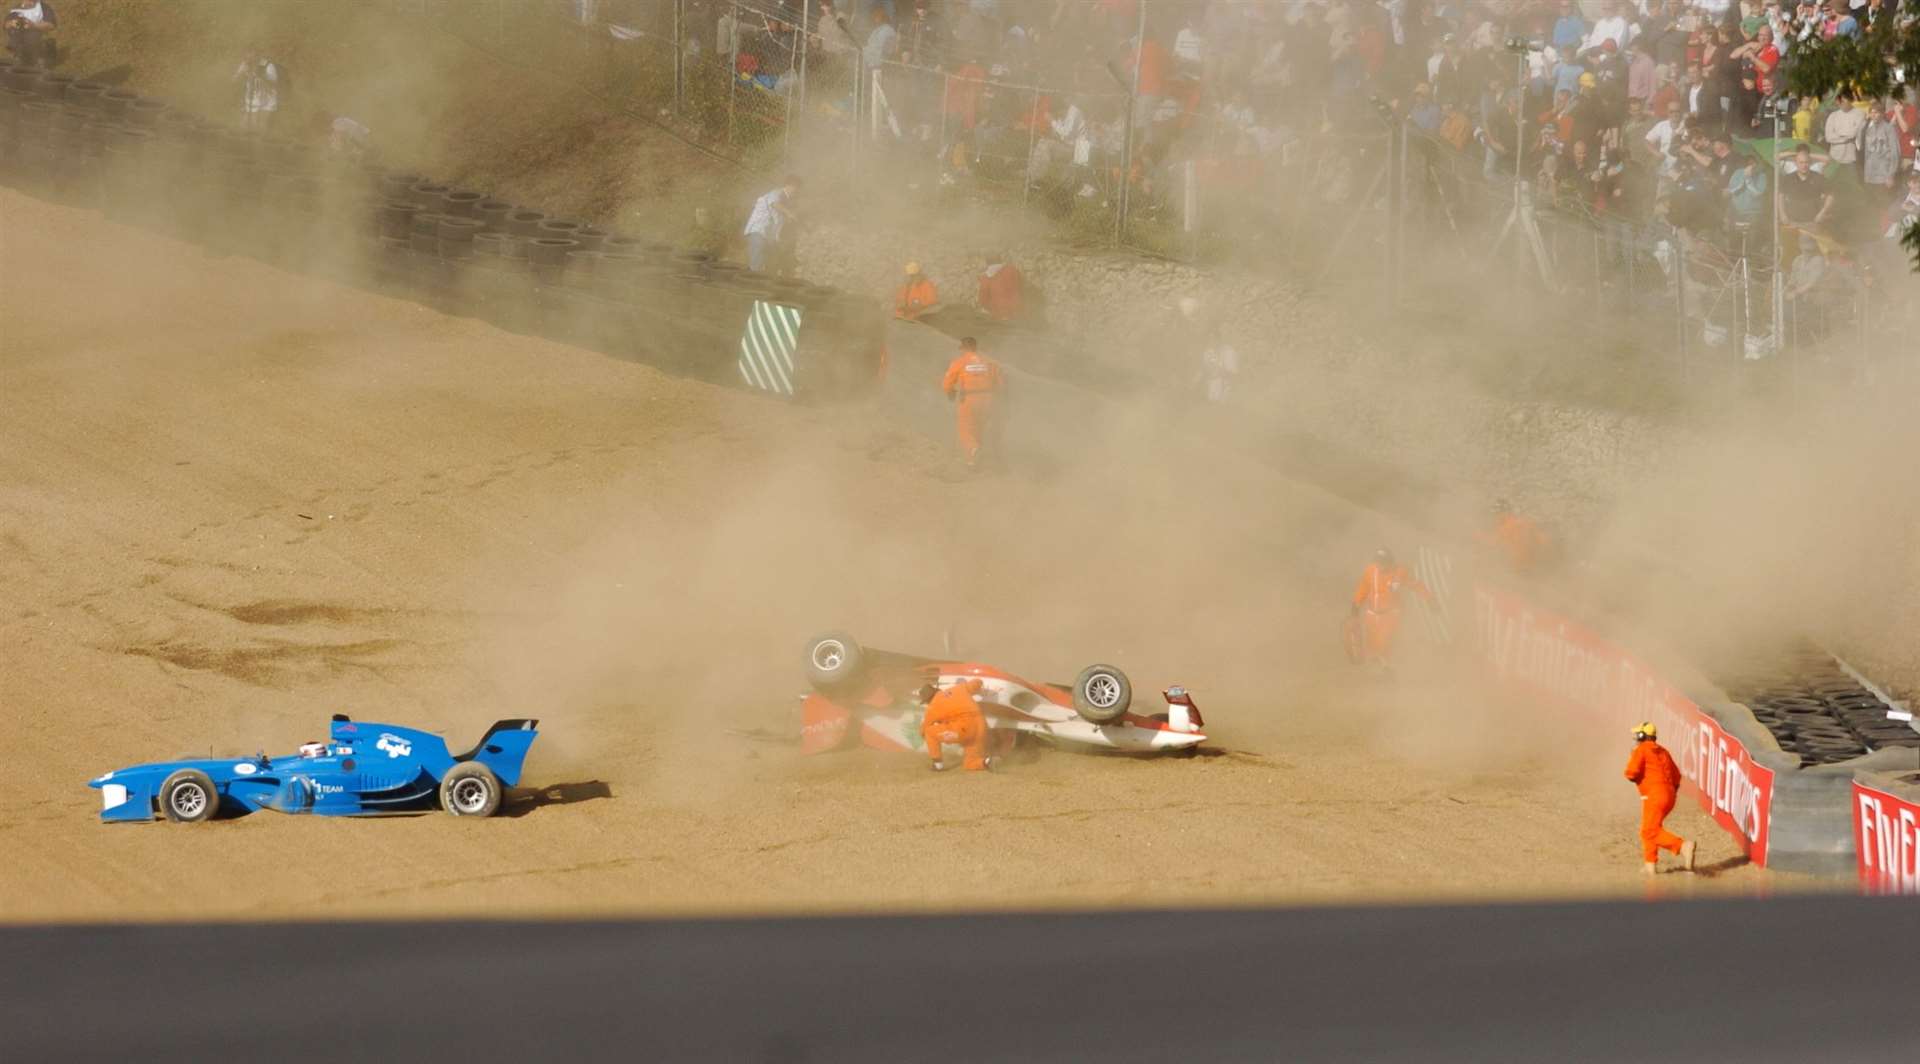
672;0;1920;339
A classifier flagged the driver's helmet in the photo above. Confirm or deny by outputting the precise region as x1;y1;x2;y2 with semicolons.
1375;547;1395;566
298;741;328;758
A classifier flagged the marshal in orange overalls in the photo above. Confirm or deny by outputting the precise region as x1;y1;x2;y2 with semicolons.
1480;511;1549;574
922;679;990;771
895;277;941;321
941;345;1004;469
1351;560;1433;662
1624;737;1687;865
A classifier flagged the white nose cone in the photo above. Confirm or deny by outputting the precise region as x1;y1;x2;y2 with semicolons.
1154;730;1206;749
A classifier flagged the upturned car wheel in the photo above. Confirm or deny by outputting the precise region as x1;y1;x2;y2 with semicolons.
440;762;502;818
1072;664;1132;724
804;632;865;691
160;769;219;823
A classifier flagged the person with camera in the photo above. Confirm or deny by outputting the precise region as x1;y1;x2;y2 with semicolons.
3;1;58;69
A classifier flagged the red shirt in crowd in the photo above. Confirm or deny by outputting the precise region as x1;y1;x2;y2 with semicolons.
946;61;987;130
1131;37;1168;96
1754;43;1780;96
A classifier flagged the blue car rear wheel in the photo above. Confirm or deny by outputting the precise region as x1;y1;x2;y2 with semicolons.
440;762;501;818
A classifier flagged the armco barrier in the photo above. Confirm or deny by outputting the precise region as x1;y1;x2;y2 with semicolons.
1473;583;1778;866
1852;777;1920;894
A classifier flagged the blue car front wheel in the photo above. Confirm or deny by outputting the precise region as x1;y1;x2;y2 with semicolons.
160;769;218;823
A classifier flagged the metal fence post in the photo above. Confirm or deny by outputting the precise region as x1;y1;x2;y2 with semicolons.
1385;126;1401;311
672;0;684;117
782;22;798;159
797;0;810;112
1022;86;1040;203
938;72;950;169
851;53;863;176
726;1;739;146
1673;234;1689;384
1858;285;1871;384
1396;121;1411;300
1116;0;1146;246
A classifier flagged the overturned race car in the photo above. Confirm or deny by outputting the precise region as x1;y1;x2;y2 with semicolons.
87;715;539;823
800;632;1206;758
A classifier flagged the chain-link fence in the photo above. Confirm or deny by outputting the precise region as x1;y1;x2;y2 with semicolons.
383;0;812;163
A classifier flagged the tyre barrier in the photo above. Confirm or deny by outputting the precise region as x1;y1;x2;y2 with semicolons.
1474;582;1920;876
473;198;514;231
405;181;450;208
440;188;484;218
0;86;885;397
505;209;547;237
1723;645;1920;767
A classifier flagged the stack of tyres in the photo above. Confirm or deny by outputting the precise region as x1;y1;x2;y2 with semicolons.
536;219;584;242
98;89;138;120
572;226;609;252
12;100;59;190
526;238;582;339
63;80;107;112
30;71;73;101
65;116;121;207
404;211;454;298
409;210;446;255
126;98;170;130
1728;646;1917;766
378;200;422;242
406;181;449;208
472;232;520;262
527;237;577;284
99;126;155;223
563;249;601;288
45;106;97;201
589;251;648;301
268;173;336;270
473;198;514;231
438;216;485;259
313;162;383;243
0;87;38;174
167;126;229;243
3;64;44;100
0;72;881;403
505;209;547;237
464;247;537;333
439;189;484;218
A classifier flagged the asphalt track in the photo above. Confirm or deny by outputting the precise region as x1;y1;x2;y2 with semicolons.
8;896;1914;1062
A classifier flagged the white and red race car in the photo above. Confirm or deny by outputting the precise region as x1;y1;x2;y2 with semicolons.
800;632;1207;757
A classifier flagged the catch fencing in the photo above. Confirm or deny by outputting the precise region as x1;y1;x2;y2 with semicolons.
378;1;1902;381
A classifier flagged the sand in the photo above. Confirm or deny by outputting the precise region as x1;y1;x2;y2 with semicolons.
0;189;1788;922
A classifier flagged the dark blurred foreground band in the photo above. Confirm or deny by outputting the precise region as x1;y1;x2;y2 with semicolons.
5;895;1915;1063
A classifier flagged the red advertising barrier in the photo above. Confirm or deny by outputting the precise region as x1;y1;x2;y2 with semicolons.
1473;584;1775;865
1852;782;1920;894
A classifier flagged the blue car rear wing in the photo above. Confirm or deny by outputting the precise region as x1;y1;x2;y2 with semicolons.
459;719;540;787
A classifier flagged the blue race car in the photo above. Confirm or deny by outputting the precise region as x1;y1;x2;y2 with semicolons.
87;714;539;823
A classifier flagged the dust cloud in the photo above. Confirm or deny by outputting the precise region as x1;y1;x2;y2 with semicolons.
8;0;1887;922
